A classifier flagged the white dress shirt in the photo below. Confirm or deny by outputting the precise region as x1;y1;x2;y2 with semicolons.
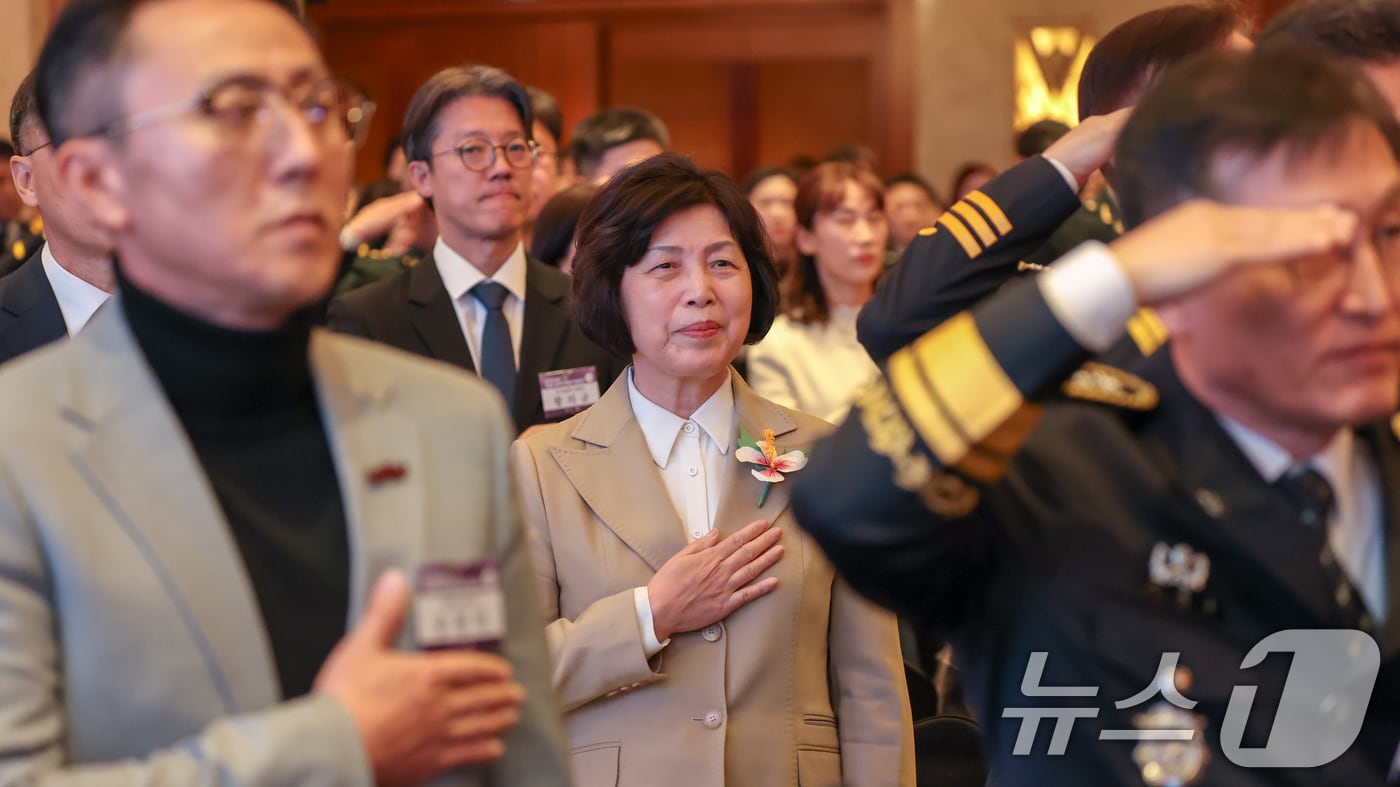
626;367;737;656
433;236;527;369
41;245;110;336
1220;418;1386;623
1039;243;1387;623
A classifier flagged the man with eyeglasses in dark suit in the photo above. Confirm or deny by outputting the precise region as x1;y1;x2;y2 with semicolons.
328;65;625;436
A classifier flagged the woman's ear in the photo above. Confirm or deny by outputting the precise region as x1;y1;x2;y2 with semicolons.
795;226;816;257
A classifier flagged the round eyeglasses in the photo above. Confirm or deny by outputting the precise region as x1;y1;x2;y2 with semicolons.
434;138;539;172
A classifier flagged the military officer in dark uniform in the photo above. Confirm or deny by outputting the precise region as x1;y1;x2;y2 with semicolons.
864;3;1249;358
855;108;1136;364
795;46;1400;785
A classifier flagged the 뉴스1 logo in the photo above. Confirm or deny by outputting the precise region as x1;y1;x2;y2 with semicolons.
1002;629;1380;782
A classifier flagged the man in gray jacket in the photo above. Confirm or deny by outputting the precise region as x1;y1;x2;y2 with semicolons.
0;0;570;784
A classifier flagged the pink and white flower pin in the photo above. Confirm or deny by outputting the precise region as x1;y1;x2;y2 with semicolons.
736;427;806;506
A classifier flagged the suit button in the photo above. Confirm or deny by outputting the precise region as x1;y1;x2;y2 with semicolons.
702;624;722;642
703;710;723;729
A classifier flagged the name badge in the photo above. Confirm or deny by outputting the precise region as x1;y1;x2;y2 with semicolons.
414;560;506;652
539;365;602;419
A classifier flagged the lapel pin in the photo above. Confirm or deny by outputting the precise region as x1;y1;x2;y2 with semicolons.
368;462;407;486
1193;488;1226;519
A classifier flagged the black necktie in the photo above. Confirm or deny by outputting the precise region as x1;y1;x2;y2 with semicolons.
1277;466;1335;530
1275;466;1373;631
471;281;516;407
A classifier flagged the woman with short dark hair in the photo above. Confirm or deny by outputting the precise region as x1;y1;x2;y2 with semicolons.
512;153;913;787
747;162;887;423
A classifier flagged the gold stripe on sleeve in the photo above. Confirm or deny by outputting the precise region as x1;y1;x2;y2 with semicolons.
952;202;998;248
966;190;1013;236
936;213;983;259
1126;308;1169;356
887;312;1032;482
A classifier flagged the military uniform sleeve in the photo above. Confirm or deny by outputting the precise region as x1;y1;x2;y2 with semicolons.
794;271;1114;628
857;155;1083;363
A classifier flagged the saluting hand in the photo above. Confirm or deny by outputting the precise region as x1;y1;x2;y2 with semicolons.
1043;106;1134;188
1112;200;1358;303
647;518;785;642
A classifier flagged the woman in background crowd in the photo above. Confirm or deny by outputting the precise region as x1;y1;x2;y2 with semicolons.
746;162;886;423
512;153;913;787
743;166;799;275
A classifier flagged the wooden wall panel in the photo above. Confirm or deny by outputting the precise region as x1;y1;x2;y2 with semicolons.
309;0;912;182
604;6;898;175
610;60;732;172
312;14;602;180
755;60;869;172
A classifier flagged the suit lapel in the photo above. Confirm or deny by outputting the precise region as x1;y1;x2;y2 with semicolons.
1360;424;1400;654
1138;353;1335;628
64;301;280;711
407;255;475;372
549;376;688;573
713;375;804;533
309;332;426;636
514;259;571;430
0;253;67;361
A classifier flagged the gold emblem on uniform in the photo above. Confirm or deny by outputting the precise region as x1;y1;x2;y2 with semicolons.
918;471;980;518
1390;412;1400;441
1062;362;1159;410
1132;703;1209;786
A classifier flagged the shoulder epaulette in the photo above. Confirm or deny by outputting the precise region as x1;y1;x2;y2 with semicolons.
1062;361;1158;411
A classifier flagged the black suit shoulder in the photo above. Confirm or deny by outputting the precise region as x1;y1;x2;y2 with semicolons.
325;263;415;337
0;253;66;365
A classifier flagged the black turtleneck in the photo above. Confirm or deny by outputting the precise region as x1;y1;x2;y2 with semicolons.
119;266;349;700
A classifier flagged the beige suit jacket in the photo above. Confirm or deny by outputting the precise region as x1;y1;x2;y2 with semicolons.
511;371;915;787
0;301;570;786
